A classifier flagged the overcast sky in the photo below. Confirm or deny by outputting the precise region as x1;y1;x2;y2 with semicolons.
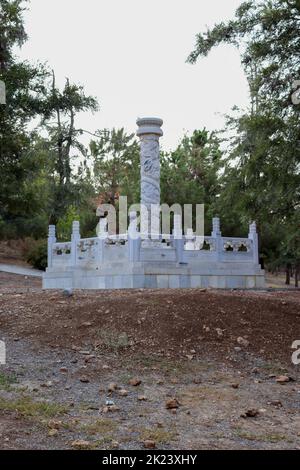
20;0;247;150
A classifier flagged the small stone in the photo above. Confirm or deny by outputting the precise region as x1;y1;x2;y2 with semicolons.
186;354;194;361
237;337;249;347
138;395;147;401
216;328;223;337
80;376;90;383
81;321;92;327
102;404;120;413
40;381;53;388
48;420;62;430
129;378;141;387
231;383;239;389
78;350;90;355
105;398;115;406
71;440;91;449
108;383;118;392
276;375;290;384
234;347;242;352
241;409;259;418
48;429;58;437
118;389;128;397
84;356;95;363
60;367;68;373
111;441;119;449
268;400;283;408
143;440;156;449
63;289;73;297
166;398;180;410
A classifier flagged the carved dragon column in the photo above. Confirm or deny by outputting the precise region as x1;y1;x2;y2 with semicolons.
136;117;163;237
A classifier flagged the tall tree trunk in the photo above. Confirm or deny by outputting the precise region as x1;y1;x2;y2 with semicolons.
52;70;64;186
295;265;299;288
285;263;291;285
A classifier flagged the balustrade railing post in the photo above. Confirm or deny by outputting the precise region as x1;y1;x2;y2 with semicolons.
173;214;184;263
47;225;56;269
248;222;259;264
212;217;222;261
128;211;141;262
71;221;81;267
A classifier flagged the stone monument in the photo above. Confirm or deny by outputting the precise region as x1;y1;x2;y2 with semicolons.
137;117;163;235
43;117;265;290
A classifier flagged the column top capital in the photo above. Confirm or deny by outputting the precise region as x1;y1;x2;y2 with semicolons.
136;117;163;137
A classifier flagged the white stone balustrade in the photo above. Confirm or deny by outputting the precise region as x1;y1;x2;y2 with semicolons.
48;218;259;269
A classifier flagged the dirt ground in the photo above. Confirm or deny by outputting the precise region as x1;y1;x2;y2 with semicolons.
0;240;30;267
0;272;300;450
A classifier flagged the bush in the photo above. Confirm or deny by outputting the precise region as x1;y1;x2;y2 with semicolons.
56;205;80;241
25;239;48;271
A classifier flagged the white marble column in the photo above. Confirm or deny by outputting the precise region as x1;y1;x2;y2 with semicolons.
47;225;56;268
136;117;163;236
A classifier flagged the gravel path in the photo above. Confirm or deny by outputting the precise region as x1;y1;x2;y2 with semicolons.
0;264;43;278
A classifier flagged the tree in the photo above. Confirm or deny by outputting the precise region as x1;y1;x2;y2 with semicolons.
90;128;140;207
41;71;99;223
161;129;223;232
0;0;49;237
188;0;300;266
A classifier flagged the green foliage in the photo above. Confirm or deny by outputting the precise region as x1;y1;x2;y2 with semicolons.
161;129;223;232
0;1;50;236
25;239;47;270
188;0;300;267
56;205;80;241
91;128;140;206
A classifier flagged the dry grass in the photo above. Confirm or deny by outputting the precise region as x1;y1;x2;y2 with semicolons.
0;372;17;391
0;395;68;419
139;427;177;444
80;418;117;436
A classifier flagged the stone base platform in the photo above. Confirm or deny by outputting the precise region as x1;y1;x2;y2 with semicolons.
43;261;265;290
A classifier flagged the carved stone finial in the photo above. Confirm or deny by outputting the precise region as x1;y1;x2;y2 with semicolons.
136;117;163;137
48;225;56;238
212;217;221;237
